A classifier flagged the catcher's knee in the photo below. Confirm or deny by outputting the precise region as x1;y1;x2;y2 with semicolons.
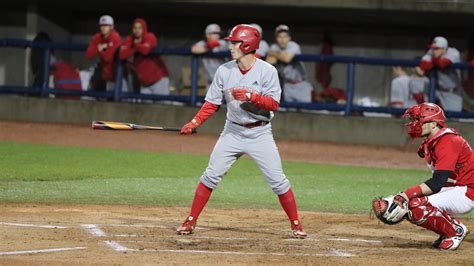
407;196;432;224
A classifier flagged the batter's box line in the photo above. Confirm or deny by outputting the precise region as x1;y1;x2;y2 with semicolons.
107;245;355;257
0;221;68;229
0;247;87;256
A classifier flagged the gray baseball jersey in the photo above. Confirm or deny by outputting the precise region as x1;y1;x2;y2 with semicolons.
199;58;291;195
255;40;269;58
422;47;462;111
195;40;227;83
270;41;306;82
205;58;280;124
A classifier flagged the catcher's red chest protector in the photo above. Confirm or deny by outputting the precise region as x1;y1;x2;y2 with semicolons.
418;128;474;199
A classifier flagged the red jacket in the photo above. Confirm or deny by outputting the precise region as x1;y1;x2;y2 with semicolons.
119;18;169;86
85;30;122;81
51;61;82;100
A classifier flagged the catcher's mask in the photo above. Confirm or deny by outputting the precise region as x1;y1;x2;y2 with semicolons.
403;103;446;139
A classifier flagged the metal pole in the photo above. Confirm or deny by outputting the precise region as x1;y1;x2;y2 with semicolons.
40;47;51;97
190;56;199;106
344;62;356;116
113;60;123;102
428;69;437;103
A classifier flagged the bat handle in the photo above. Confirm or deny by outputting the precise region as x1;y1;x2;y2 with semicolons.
192;128;197;134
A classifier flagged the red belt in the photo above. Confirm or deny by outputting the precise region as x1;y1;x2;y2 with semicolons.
231;121;268;128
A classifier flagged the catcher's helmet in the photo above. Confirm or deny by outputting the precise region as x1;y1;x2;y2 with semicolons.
403;103;446;138
225;24;260;54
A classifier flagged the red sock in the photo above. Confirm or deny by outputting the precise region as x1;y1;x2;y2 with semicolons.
278;188;300;222
189;182;213;219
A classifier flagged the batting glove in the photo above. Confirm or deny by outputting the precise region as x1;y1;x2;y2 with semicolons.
180;119;199;135
232;88;257;102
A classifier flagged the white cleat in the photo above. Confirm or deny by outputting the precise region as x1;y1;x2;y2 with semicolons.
438;220;469;251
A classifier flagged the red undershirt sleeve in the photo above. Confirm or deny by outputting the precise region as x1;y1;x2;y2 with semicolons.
419;60;433;72
193;101;220;125
436;58;453;69
250;94;280;111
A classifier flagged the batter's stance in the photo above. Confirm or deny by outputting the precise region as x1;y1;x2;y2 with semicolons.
177;24;307;238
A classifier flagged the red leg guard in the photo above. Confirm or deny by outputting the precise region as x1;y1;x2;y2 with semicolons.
189;182;213;219
278;188;300;222
408;197;458;237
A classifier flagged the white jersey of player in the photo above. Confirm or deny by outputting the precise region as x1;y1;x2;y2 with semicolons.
195;39;228;83
205;58;281;124
255;40;269;58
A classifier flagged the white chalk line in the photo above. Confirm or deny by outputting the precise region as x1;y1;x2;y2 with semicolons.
0;247;87;256
0;222;67;229
105;224;209;230
80;224;107;237
104;240;130;252
118;247;354;257
327;238;382;244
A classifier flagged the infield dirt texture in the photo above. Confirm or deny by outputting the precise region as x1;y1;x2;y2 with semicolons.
1;121;473;264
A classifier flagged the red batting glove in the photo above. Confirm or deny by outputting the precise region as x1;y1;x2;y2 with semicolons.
232;88;257;102
180;119;199;135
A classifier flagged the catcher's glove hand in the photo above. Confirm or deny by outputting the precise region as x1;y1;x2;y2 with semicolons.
372;195;408;225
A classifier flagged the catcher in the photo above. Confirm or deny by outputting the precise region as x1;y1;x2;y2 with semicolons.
373;103;473;251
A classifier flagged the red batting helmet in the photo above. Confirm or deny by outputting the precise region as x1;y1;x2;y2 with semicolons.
224;24;260;54
403;103;446;139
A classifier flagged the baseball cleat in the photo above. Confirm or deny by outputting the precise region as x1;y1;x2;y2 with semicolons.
177;216;197;235
291;220;307;239
438;220;469;251
432;235;445;249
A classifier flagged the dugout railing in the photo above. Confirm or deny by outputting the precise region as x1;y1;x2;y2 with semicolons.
0;38;473;118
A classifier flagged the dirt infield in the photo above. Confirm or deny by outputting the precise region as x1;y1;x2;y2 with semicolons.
0;204;473;265
4;121;473;264
0;120;422;169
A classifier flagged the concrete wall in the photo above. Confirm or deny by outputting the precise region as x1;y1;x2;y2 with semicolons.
1;96;472;147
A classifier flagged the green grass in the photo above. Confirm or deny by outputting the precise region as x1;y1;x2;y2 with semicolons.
2;141;469;217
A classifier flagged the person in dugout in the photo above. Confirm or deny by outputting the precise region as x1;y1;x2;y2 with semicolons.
85;15;122;92
120;18;170;95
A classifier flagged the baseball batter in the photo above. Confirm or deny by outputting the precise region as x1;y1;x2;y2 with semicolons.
177;24;307;239
379;103;473;251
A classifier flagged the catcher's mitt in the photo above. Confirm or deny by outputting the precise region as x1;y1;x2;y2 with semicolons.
372;195;408;225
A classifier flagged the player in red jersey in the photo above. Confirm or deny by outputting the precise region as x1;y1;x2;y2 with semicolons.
388;103;473;251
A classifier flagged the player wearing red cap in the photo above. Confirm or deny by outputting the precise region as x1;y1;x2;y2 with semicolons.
385;103;473;250
177;24;307;239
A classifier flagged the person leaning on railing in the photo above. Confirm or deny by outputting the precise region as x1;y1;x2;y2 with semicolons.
119;18;170;96
85;15;122;92
191;24;227;86
266;25;313;103
419;36;463;112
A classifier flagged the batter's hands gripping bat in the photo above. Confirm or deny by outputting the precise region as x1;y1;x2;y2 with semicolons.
91;121;197;134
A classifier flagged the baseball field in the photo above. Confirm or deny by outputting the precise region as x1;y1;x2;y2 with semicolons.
1;121;473;264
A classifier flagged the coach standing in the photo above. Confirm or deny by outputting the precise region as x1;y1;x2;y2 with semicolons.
85;15;122;91
120;18;170;95
266;25;313;103
419;36;462;112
